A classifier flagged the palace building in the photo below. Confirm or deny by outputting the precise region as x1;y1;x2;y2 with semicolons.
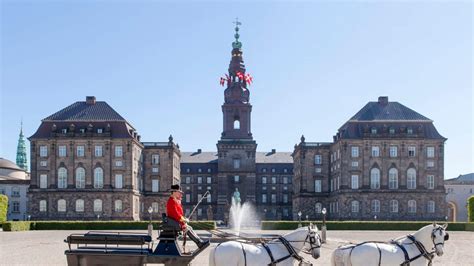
27;25;447;221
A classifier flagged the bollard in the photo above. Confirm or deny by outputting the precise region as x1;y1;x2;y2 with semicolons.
321;225;327;243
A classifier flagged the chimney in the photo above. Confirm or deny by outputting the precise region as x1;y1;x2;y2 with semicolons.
197;149;202;153
378;96;388;106
271;149;276;154
86;96;96;105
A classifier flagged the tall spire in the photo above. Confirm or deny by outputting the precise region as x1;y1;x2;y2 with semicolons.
16;120;28;171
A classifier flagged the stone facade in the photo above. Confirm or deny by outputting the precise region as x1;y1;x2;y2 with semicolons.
445;173;474;222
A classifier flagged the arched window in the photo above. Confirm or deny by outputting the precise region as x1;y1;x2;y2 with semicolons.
58;167;67;188
388;168;398;189
351;201;359;213
233;120;240;129
94;199;102;212
315;203;322;213
39;200;47;212
57;199;66;212
152;202;159;213
75;167;85;188
390;200;398;213
408;200;417;213
94;167;104;189
427;201;435;213
75;199;84;212
115;200;123;212
370;168;380;189
407;168;417;189
371;200;380;213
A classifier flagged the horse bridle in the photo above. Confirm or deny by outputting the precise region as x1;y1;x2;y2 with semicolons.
431;226;449;249
302;229;322;254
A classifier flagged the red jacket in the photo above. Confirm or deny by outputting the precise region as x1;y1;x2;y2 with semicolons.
166;196;185;229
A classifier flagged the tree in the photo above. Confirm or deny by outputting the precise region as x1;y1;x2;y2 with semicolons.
0;194;8;222
467;196;474;222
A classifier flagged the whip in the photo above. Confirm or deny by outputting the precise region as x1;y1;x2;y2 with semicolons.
187;190;210;220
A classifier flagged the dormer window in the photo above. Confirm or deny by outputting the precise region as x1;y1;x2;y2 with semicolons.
61;128;67;134
79;128;85;133
262;168;267;173
389;127;395;134
407;127;413;134
97;128;103;134
371;128;377;134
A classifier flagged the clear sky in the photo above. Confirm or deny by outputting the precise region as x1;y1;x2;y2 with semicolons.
1;1;472;179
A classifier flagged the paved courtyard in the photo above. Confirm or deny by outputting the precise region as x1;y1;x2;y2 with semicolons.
0;229;473;265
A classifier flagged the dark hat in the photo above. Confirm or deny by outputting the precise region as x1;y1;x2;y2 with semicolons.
170;184;183;193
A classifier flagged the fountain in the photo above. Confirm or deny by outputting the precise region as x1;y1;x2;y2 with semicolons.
229;188;259;235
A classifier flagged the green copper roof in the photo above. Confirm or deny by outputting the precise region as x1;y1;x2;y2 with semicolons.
232;18;242;49
16;121;28;171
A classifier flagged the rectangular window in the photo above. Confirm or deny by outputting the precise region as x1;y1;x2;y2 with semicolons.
351;175;359;189
197;208;202;216
315;180;322;192
271;176;277;184
283;194;288;203
186;176;191;184
40;161;47;167
371;146;380;157
233;159;240;169
207;193;212;203
115;146;123;157
40;146;48;157
40;174;47;188
427;147;435;158
351;147;359;158
351;161;359;168
389;146;398;157
427;201;435;213
95;146;103;157
283;177;288;184
12;202;20;212
262;194;267;203
427;175;435;189
315;167;322;173
314;155;322;165
185;194;191;203
427;161;435;168
152;167;159;173
262;176;267;184
39;201;47;212
207;177;212;184
271;194;276;204
408;146;416;157
152;180;159;192
197;177;202;184
234;175;240;183
97;128;103;134
197;194;202;202
152;154;160;165
115;174;123;188
76;146;85;157
58;145;67;157
115;160;123;167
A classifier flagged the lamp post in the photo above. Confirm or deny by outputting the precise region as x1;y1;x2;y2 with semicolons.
298;211;302;228
27;215;31;221
147;206;153;237
321;208;327;243
97;214;100;221
306;215;309;221
374;215;377;221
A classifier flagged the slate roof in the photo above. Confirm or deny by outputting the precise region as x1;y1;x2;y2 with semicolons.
0;158;23;171
349;100;431;121
43;101;126;121
445;173;474;184
180;152;294;164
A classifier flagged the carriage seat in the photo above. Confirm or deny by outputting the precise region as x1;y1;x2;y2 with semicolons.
159;213;181;238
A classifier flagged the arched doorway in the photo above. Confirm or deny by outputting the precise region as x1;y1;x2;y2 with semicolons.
447;201;457;222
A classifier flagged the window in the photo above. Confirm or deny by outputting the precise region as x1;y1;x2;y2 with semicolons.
314;155;322;165
427;201;435;213
97;128;103;134
40;160;47;167
40;146;48;157
115;160;123;167
185;194;191;203
40;174;48;188
351;201;359;213
58;199;66;212
283;208;289;217
371;200;380;213
427;161;435;168
389;146;398;157
271;194;276;204
407;168;417;189
262;194;267;203
388;168;398;189
185;176;191;184
283;194;288;203
314;180;322;192
207;193;212;203
234;119;240;129
370;168;380;189
283;168;288;173
283;177;288;184
408;146;416;157
234;175;240;183
115;200;123;212
351;161;359;168
11;202;20;212
390;200;398;213
115;146;123;157
427;147;435;158
372;146;380;157
262;176;267;184
351;147;359;158
408;200;417;213
75;199;84;212
152;154;160;164
148;202;158;213
94;199;102;212
152;180;159;192
75;167;85;188
427;175;435;189
208;168;212;173
58;167;67;189
262;168;267;173
58;145;67;157
207;177;212;184
271;176;277;184
271;168;276;173
315;168;322;173
315;203;322;213
371;127;377;134
11;187;20;197
95;146;103;157
115;174;123;189
94;167;104;189
77;146;85;157
197;177;202;184
389;127;395;134
39;200;47;212
407;127;413;134
186;168;190;173
233;159;240;169
351;175;359;189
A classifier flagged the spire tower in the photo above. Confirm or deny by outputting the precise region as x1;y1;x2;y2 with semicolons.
16;120;28;171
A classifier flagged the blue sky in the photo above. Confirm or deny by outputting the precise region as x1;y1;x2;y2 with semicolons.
1;1;472;179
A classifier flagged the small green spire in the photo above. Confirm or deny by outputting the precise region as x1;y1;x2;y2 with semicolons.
16;120;28;171
232;18;242;49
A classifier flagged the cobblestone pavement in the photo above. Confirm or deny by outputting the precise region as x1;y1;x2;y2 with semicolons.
1;229;472;265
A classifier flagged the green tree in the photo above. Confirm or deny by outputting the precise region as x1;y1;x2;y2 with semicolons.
468;196;474;222
0;194;8;222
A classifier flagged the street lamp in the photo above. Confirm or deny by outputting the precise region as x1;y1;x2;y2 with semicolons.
306;215;309;221
147;206;153;237
298;211;302;228
27;215;31;221
321;208;327;243
374;215;377;221
97;214;100;221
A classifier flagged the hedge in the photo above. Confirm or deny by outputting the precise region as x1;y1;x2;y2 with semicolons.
0;195;8;223
468;196;474;222
261;221;472;231
2;220;215;232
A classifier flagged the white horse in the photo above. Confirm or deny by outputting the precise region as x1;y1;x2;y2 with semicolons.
210;224;321;266
331;223;449;266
